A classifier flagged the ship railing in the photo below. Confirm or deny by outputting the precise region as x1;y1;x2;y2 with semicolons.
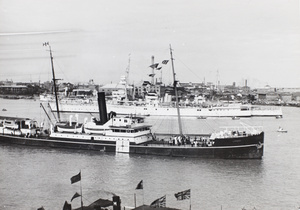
219;123;263;135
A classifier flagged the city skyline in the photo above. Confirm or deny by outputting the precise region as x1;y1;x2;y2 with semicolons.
0;0;300;88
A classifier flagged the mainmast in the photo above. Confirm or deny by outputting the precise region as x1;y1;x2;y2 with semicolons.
125;53;131;101
43;42;61;122
169;44;183;136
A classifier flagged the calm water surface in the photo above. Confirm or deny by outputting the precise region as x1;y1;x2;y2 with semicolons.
0;99;300;210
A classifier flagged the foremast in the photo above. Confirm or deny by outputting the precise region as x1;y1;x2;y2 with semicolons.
169;44;183;136
43;42;61;122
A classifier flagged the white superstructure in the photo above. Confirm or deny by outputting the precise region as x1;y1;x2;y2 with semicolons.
48;102;282;118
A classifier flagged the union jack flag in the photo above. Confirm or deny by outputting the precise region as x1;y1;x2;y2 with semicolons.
174;189;191;200
150;195;166;207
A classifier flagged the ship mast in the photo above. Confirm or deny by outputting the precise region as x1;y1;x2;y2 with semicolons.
125;53;130;101
43;42;61;122
169;44;183;136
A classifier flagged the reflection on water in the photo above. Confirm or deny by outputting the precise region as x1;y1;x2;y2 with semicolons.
0;99;300;209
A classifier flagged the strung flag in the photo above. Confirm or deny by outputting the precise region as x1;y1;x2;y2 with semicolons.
70;172;81;184
71;192;81;202
135;180;143;190
62;201;72;210
156;67;162;70
149;63;159;69
162;60;169;64
148;73;155;77
150;195;166;207
174;189;191;200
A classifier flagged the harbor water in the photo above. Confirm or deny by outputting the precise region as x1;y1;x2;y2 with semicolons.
0;98;300;210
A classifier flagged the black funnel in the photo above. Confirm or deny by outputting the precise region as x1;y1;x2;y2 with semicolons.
97;92;108;124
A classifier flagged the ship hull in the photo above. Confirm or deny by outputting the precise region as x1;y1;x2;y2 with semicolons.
0;133;263;159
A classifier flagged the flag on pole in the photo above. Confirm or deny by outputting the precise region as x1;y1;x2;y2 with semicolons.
174;189;191;200
62;201;72;210
162;60;169;64
150;195;166;207
149;63;159;69
135;180;143;190
70;172;81;184
71;192;81;202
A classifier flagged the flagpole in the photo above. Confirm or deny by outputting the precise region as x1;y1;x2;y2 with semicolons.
189;189;191;210
134;193;136;208
142;189;144;210
80;170;83;210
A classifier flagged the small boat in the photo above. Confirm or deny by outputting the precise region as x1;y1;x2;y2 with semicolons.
277;127;287;133
197;116;207;119
232;116;240;120
55;114;83;133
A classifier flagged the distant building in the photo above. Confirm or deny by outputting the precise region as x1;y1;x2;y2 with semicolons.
134;81;161;98
293;92;300;102
99;83;127;96
76;79;98;90
280;93;293;103
0;84;28;94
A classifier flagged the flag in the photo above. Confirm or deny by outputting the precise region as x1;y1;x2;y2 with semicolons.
37;207;45;210
135;180;143;190
156;67;162;70
62;201;72;210
148;73;155;77
162;60;169;64
150;195;166;207
70;172;81;184
149;63;159;69
71;192;81;202
174;189;191;200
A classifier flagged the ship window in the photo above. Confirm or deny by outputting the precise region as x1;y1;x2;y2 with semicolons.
21;121;29;129
124;120;128;123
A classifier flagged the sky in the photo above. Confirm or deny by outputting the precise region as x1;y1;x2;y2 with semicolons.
0;0;300;88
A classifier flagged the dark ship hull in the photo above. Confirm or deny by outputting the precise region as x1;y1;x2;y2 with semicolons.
0;132;264;159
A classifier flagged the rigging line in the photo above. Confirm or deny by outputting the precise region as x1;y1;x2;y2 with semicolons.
53;59;70;81
80;195;94;206
151;116;163;134
157;116;166;133
169;117;176;134
204;118;216;133
181;117;188;134
172;54;203;81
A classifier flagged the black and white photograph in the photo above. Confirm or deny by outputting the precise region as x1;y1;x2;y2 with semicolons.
0;0;300;209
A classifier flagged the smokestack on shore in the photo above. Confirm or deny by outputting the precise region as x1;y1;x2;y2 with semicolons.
97;92;108;125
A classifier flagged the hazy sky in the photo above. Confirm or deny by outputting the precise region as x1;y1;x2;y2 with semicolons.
0;0;300;87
